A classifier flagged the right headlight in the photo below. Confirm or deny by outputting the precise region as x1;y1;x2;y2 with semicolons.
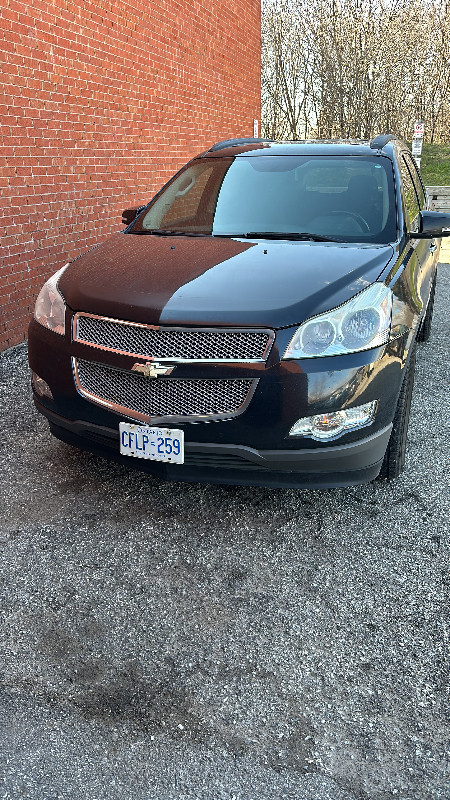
282;283;392;359
34;264;69;335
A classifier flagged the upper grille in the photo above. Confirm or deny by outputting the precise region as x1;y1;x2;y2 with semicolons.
73;358;257;423
74;314;274;362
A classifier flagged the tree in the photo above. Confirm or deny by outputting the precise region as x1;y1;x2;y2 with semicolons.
262;0;450;142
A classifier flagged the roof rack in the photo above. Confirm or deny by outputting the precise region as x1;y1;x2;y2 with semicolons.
207;138;272;153
369;134;397;150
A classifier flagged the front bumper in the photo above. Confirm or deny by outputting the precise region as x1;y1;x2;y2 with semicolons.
28;313;410;488
35;398;392;488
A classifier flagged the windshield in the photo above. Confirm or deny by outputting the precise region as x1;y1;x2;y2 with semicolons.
131;154;397;243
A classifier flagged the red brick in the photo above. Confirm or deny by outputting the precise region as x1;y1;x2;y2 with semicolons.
0;0;260;350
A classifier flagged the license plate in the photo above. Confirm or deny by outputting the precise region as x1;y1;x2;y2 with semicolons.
119;422;184;464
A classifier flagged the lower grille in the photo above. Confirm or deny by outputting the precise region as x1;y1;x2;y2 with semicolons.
183;452;269;471
73;358;257;423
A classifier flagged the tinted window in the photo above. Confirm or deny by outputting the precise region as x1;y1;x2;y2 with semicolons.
134;155;397;244
400;156;420;228
404;153;425;208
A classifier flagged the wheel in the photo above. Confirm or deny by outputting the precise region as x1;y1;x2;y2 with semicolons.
378;344;416;480
417;272;436;343
328;210;371;233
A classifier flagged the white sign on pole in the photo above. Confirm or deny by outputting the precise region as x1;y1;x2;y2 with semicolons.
412;139;423;156
253;119;259;138
413;121;425;138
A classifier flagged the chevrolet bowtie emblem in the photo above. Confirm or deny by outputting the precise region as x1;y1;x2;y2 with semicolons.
131;362;175;378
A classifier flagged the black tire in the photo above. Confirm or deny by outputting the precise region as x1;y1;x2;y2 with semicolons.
417;272;436;343
378;344;416;480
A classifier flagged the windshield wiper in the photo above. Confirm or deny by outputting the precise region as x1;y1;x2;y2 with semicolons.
133;229;211;237
131;229;344;242
153;229;211;236
240;231;343;242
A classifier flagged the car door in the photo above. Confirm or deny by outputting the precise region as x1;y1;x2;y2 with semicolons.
402;152;437;310
399;152;436;319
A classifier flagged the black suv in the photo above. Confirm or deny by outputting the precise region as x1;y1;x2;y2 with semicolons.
28;135;450;488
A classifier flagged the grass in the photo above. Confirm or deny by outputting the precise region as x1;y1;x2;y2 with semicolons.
413;142;450;186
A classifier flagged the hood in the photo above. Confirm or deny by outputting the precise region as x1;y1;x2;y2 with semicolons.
59;232;395;328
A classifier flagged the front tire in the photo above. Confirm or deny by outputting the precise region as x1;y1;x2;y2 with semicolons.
378;344;416;480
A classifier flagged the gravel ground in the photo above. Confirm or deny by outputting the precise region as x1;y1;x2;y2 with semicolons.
0;265;449;800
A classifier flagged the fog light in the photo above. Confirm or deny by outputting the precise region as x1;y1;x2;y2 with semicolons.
31;372;53;400
289;400;377;440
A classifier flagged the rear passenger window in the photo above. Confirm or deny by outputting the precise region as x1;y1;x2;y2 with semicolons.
400;157;420;229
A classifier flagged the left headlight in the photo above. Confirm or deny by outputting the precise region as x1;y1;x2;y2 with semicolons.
34;264;69;335
282;283;392;359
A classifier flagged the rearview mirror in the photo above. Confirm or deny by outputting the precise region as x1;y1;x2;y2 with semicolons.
122;206;146;226
411;210;450;239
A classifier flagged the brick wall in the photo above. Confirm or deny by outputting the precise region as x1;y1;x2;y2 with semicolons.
0;0;261;350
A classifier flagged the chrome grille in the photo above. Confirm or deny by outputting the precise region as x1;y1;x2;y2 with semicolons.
74;314;273;362
73;358;257;423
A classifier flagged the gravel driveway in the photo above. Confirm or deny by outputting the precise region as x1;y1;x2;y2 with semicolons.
1;265;449;800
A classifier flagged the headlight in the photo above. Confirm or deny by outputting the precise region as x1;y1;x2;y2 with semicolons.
283;283;392;359
34;264;69;335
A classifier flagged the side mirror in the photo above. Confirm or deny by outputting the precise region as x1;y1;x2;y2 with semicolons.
122;206;146;226
411;210;450;239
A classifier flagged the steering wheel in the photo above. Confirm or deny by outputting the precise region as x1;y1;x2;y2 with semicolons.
328;211;371;233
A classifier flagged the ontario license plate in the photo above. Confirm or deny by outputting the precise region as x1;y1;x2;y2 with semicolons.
119;423;184;464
